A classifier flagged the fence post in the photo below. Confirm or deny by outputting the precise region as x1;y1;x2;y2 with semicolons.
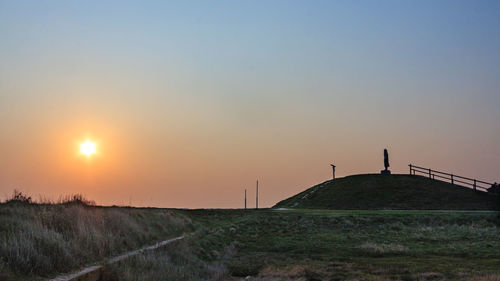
451;174;454;185
409;164;412;175
473;179;477;191
428;168;432;178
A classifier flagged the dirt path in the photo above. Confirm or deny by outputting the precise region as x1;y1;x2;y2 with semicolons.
48;236;185;281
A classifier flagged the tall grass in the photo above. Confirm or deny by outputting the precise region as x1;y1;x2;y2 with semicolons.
102;237;231;281
0;191;193;280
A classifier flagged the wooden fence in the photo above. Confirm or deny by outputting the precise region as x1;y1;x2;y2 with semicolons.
408;164;493;193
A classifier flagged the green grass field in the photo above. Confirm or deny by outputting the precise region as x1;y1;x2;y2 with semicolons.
102;209;500;281
1;189;499;281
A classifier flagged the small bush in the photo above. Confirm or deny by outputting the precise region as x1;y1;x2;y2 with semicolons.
5;190;32;204
59;194;96;206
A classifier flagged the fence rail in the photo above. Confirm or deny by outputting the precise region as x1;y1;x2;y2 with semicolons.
408;164;493;193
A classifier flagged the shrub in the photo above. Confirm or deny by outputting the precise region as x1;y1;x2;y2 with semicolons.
59;194;96;206
5;190;32;204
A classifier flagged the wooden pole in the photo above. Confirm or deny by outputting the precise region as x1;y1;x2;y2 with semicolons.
244;189;247;210
256;180;259;209
409;164;412;175
451;174;454;185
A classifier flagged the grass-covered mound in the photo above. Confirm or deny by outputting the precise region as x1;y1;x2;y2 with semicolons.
274;174;500;210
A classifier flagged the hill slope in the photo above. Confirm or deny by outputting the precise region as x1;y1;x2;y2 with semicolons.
274;174;500;210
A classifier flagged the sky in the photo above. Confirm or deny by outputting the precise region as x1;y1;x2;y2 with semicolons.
1;0;499;208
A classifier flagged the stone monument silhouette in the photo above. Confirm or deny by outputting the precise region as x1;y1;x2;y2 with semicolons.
381;148;391;174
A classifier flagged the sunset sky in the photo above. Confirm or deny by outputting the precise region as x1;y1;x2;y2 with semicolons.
1;0;499;208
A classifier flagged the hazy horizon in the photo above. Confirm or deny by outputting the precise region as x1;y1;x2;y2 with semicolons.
1;0;499;208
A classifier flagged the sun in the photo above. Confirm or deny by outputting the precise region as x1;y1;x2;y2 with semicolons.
80;140;96;156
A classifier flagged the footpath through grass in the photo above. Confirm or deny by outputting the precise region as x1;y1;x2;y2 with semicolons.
2;202;499;281
0;201;193;281
106;209;500;281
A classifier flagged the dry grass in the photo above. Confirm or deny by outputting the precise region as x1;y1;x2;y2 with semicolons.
412;272;444;281
224;264;402;281
359;242;409;255
103;237;232;281
0;192;193;280
467;275;500;281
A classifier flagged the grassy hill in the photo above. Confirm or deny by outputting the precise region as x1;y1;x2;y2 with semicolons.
274;174;500;210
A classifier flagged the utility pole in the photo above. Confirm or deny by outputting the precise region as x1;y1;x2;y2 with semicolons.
244;189;247;210
330;164;336;179
256;180;259;209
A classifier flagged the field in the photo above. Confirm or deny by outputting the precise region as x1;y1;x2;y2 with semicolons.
106;209;500;281
1;200;499;281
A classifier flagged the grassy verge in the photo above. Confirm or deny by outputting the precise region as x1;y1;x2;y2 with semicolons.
0;200;193;281
2;197;499;281
108;209;500;281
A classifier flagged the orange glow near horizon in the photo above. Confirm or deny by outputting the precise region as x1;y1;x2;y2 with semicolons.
80;140;97;157
1;1;499;209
